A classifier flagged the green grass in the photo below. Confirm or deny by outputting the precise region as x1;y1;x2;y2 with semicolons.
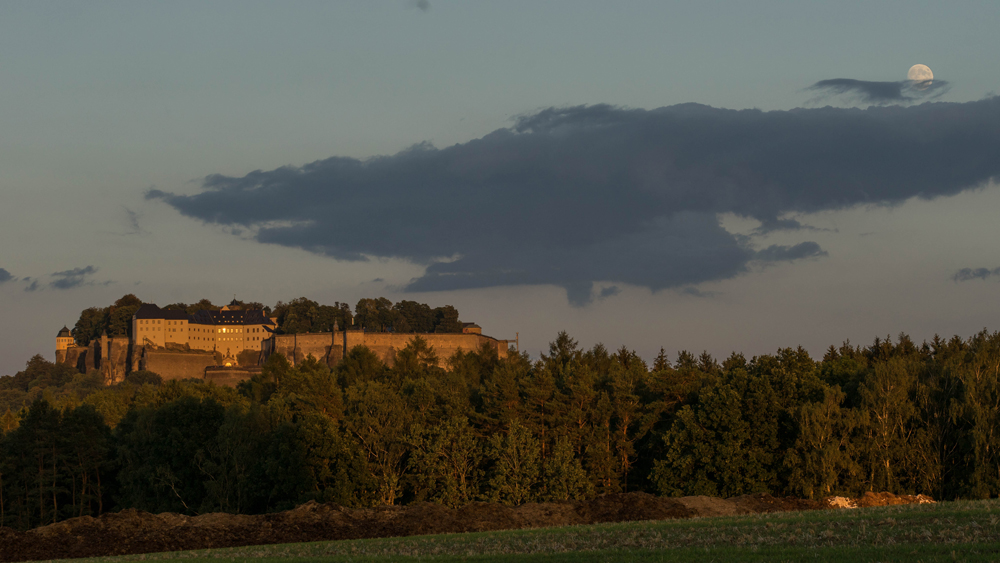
47;498;1000;563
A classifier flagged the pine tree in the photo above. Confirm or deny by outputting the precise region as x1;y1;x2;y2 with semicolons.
482;420;540;505
407;415;481;506
540;436;592;501
652;347;671;372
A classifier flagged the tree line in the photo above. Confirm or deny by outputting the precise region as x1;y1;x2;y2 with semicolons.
2;329;1000;530
270;296;463;334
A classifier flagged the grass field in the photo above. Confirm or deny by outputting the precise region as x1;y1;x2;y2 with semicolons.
49;498;1000;563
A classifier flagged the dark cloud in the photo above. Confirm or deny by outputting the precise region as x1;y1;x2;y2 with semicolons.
953;267;1000;282
0;268;13;285
810;78;949;104
755;242;827;262
12;267;109;292
599;286;622;299
411;0;430;12
680;286;717;298
754;217;832;234
149;97;1000;304
99;205;148;236
50;266;98;290
123;206;145;235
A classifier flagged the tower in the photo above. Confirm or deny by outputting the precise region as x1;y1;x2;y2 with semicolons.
55;326;74;364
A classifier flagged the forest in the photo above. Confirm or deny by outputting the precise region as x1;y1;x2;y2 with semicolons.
1;326;1000;531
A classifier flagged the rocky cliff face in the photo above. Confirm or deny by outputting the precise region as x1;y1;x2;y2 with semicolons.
98;335;130;385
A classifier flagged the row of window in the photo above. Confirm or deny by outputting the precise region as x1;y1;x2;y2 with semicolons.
136;331;265;342
135;322;265;334
137;332;264;339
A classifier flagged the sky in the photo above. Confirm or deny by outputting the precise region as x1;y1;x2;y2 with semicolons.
2;1;999;376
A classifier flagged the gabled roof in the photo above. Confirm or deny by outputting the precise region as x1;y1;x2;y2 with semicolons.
190;310;215;325
133;304;163;320
244;309;276;326
212;310;245;324
189;308;274;326
133;303;188;320
135;302;273;326
57;326;71;337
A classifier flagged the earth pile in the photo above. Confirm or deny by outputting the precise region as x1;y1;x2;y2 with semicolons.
0;491;930;562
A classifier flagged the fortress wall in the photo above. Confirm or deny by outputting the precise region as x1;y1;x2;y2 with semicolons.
130;342;143;372
295;333;337;366
204;366;261;387
274;333;339;367
344;330;366;358
407;333;509;365
272;335;297;362
237;349;262;367
268;331;509;369
143;350;219;381
350;332;509;367
354;332;405;366
327;334;345;366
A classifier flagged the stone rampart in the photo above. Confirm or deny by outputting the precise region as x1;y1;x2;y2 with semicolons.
142;349;220;381
273;332;341;368
204;366;262;387
416;333;509;365
56;327;512;383
237;349;262;367
274;330;510;368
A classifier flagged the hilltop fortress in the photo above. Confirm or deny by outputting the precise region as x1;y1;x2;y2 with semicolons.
56;300;512;386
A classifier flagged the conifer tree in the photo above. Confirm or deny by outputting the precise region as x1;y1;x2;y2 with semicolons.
407;415;481;506
482;419;540;505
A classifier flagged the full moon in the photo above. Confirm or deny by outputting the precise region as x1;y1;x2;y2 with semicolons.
907;64;933;83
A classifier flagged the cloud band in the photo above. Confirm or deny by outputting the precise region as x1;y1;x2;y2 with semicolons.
149;98;1000;304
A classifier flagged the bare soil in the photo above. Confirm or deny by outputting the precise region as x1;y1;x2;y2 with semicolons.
0;492;930;562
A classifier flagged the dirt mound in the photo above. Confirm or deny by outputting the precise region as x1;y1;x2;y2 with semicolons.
855;492;936;507
575;492;694;523
733;494;823;514
675;495;742;517
0;492;931;562
671;494;822;518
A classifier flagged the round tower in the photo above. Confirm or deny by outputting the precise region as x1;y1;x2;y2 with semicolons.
56;326;74;364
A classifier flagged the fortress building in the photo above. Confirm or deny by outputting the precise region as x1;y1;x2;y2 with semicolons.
57;299;513;386
132;301;275;359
